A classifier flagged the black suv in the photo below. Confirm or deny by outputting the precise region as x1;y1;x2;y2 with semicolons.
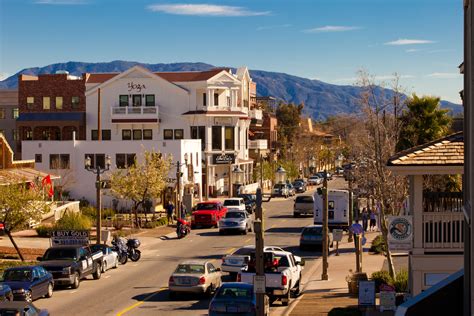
238;194;256;214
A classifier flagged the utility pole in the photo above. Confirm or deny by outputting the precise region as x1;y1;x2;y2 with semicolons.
258;148;263;189
176;162;181;219
254;188;265;316
229;161;233;197
348;172;354;243
321;171;329;280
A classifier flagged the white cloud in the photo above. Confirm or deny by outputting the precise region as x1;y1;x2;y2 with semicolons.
384;39;435;45
147;4;270;16
303;25;361;33
256;24;291;31
35;0;87;4
426;72;461;79
0;73;10;81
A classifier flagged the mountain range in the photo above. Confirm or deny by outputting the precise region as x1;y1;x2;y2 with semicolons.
0;60;463;120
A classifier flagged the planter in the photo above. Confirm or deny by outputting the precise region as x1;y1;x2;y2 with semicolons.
347;272;368;294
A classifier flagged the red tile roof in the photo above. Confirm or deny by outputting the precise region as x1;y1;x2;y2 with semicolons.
182;110;247;116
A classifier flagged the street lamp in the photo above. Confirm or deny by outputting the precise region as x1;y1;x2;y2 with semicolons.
85;154;111;244
174;153;189;219
232;165;244;196
310;156;316;175
275;166;287;184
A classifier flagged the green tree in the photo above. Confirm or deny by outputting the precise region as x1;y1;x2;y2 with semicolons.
0;181;49;261
396;94;452;151
276;102;304;156
110;150;172;228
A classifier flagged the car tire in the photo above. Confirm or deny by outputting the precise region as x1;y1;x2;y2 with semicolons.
293;213;299;218
25;290;33;303
291;278;301;298
229;272;238;281
93;263;102;280
282;289;290;306
45;282;53;298
243;229;247;235
71;272;80;289
248;225;252;233
204;285;213;298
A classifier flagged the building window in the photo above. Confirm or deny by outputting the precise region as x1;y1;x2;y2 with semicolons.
60;154;70;169
225;127;234;150
424;273;450;287
91;130;98;141
0;108;4;119
143;129;153;140
212;126;222;150
214;93;219;106
49;154;69;169
49;154;59;169
12;129;18;141
174;129;184;140
119;95;129;107
102;130;111;141
122;129;131;140
164;129;173;140
145;95;155;107
42;130;51;140
12;108;19;119
27;97;34;109
191;126;206;151
116;153;136;169
26;130;33;140
35;154;42;163
85;154;95;168
95;154;105;169
132;95;142;107
133;129;142;140
55;97;63;110
43;97;51;110
203;93;207;106
71;96;80;109
245;128;248;149
227;96;231;106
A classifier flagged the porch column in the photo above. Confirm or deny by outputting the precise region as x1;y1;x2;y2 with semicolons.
207;89;212;107
412;175;424;254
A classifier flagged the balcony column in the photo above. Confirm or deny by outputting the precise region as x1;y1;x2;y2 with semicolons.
207;89;212;107
411;175;424;254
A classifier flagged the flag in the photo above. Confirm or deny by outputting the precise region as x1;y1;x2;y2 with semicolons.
41;175;54;197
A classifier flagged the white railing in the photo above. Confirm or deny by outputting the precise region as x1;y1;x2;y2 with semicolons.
249;109;263;120
111;106;158;116
249;139;268;150
422;212;464;250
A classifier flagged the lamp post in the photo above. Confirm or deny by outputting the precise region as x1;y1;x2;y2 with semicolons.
310;156;316;175
85;154;111;244
232;165;244;196
174;153;189;219
275;166;287;184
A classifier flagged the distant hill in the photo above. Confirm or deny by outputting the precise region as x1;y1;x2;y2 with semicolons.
0;60;463;120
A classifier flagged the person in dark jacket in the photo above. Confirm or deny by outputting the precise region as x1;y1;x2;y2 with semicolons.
166;201;175;225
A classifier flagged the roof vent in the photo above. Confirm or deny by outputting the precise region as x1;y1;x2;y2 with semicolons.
55;70;69;75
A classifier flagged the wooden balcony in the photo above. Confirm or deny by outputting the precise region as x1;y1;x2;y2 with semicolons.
110;106;159;123
422;212;464;251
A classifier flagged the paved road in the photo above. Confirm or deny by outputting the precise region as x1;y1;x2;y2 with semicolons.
34;178;347;316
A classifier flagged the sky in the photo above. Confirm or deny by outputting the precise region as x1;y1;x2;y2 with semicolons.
0;0;463;103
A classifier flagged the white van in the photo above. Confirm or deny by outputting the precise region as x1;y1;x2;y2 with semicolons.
313;189;350;230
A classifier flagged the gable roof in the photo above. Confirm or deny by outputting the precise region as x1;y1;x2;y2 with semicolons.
387;132;464;167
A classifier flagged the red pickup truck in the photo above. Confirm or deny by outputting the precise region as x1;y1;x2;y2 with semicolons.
191;201;227;228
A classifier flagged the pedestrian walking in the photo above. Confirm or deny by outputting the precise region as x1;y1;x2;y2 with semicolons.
362;208;368;231
369;210;377;231
166;201;175;225
180;202;187;220
349;219;364;248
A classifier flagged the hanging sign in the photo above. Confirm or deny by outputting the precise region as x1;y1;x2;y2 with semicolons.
213;154;235;164
51;230;89;246
387;216;413;250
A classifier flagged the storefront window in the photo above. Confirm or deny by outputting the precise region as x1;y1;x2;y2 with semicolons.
212;126;222;150
225;127;234;150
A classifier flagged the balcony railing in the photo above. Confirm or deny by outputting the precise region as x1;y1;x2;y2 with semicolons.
112;106;158;115
249;109;263;120
423;212;464;250
249;139;268;150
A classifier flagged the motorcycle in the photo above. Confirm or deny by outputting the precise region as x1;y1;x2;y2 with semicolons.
111;237;128;265
127;238;141;262
176;218;191;239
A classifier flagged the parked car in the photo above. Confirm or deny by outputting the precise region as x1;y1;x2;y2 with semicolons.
299;225;333;251
316;171;332;180
168;260;221;298
223;198;246;212
218;210;253;235
293;195;314;217
292;181;306;193
90;244;119;272
0;301;49;316
221;245;284;278
287;183;296;196
1;266;54;302
272;183;289;198
191;201;227;228
38;245;103;289
0;284;13;302
335;167;344;175
238;194;256;214
307;175;322;186
209;282;270;316
294;178;307;186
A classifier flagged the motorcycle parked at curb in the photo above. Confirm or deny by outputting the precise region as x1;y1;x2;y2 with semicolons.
127;238;141;262
111;237;128;265
176;218;191;239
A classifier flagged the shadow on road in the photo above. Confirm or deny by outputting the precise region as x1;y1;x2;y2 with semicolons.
132;289;211;310
268;214;295;219
284;245;321;259
195;231;220;237
265;227;303;234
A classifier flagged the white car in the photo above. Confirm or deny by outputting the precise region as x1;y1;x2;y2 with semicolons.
221;245;284;276
218;210;253;235
308;175;322;185
223;198;246;211
91;244;119;272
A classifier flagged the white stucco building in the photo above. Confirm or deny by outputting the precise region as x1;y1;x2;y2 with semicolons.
21;65;257;206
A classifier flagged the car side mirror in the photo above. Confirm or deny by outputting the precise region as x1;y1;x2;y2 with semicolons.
36;256;42;262
296;258;305;266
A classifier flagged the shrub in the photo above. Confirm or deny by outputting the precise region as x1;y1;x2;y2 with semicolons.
394;269;409;293
79;197;90;208
142;217;168;229
54;212;92;231
81;206;115;221
369;235;387;254
35;225;53;237
371;270;393;292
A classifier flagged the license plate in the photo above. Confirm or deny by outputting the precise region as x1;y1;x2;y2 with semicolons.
182;278;191;284
227;306;238;312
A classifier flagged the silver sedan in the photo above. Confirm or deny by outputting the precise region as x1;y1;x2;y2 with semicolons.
168;260;222;298
218;210;253;235
91;244;119;272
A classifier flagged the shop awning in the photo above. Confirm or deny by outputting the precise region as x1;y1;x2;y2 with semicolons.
0;168;60;186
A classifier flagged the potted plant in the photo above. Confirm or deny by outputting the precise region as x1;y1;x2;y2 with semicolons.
346;270;368;294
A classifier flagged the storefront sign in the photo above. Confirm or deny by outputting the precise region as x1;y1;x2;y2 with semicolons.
387;216;413;250
213;153;235;164
214;117;233;125
358;281;376;307
379;284;396;311
127;82;146;92
51;230;89;246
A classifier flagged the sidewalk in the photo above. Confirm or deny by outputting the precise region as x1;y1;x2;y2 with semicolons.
287;232;387;316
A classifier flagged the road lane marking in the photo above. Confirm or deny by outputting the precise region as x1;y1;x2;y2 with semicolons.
244;238;252;243
116;287;167;316
226;247;236;255
282;219;287;223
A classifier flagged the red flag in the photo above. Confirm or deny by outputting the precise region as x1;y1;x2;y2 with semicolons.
41;175;54;197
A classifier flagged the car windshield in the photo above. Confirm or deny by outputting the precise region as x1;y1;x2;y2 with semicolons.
293;181;302;186
3;269;32;281
174;264;205;274
225;212;245;219
295;196;313;203
216;287;252;299
43;248;77;261
303;227;323;235
233;247;254;256
195;203;218;210
224;200;240;206
90;245;107;254
273;184;285;189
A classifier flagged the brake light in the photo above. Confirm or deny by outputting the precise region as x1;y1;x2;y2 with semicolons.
282;275;288;286
169;276;174;284
199;276;206;284
237;274;241;282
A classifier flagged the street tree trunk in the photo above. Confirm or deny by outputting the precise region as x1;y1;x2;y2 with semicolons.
380;213;395;279
6;230;25;262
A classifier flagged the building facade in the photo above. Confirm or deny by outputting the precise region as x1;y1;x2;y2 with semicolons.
0;89;19;155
